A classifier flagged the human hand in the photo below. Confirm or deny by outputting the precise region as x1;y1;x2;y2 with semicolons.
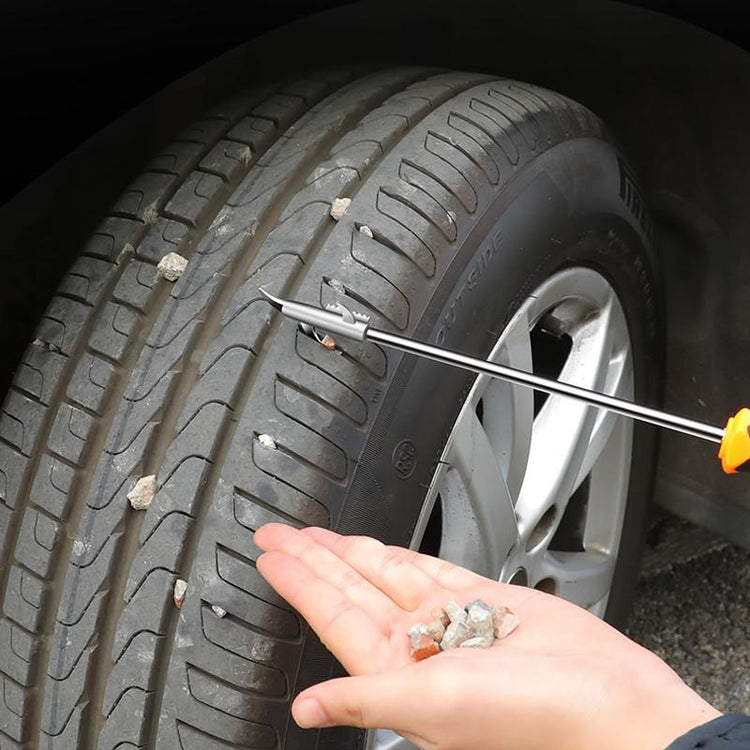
254;524;720;750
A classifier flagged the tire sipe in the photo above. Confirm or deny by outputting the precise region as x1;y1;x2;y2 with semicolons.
0;67;661;748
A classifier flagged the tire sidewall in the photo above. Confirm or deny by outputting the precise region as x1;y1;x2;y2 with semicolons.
337;136;660;616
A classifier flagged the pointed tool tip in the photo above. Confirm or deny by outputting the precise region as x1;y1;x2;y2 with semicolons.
258;287;283;310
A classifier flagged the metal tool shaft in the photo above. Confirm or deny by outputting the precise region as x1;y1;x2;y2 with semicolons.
259;289;725;444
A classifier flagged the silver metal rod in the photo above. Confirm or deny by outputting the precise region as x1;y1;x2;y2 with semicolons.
367;329;725;444
259;289;725;444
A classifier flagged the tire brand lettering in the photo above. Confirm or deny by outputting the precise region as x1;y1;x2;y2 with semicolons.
392;439;417;479
618;157;655;240
436;230;503;345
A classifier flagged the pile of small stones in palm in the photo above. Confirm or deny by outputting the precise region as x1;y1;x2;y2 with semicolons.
409;599;520;661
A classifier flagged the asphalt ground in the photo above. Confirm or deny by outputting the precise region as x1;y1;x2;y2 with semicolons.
627;514;750;713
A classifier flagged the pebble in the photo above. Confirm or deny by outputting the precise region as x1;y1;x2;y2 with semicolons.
409;599;519;661
174;579;187;609
211;604;227;618
411;633;441;661
440;619;472;650
358;224;374;238
445;600;468;624
492;606;520;639
258;434;277;450
321;334;336;351
127;475;157;511
460;635;494;648
330;197;351;221
157;252;188;281
431;606;450;627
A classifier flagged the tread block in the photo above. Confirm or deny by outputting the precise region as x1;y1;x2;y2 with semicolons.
0;506;13;561
41;650;91;736
3;566;44;632
320;264;410;330
87;420;155;511
30;453;75;520
113;172;177;222
1;389;45;455
103;631;159;715
113;258;158;312
176;348;252;433
48;592;103;682
83;216;142;263
15;344;67;405
140;456;209;543
350;215;432;287
147;141;205;179
177;117;231;148
98;687;150;749
199;141;253;183
48;403;94;465
0;619;33;687
185;663;280;733
89;301;139;361
274;368;367;426
164;171;226;228
200;603;296;683
253;417;348;482
215;545;288;612
0;673;24;741
375;185;447;258
294;324;387;380
176;721;248;750
40;705;84;748
67;352;116;415
56;533;116;627
189;627;289;701
114;568;172;661
125;512;190;603
159;401;228;480
15;508;59;578
59;256;113;305
226;115;277;153
137;217;191;264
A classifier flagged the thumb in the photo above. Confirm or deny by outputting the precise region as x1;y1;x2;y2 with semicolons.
292;670;432;733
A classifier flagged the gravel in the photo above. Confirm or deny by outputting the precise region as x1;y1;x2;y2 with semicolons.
627;514;750;713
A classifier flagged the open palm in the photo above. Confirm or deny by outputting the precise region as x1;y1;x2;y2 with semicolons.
254;524;719;750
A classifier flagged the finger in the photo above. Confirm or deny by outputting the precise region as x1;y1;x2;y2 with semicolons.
304;529;540;617
303;526;486;603
256;550;390;674
254;524;401;628
292;669;438;740
300;527;441;611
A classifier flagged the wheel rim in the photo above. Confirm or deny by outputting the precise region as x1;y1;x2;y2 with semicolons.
366;267;634;750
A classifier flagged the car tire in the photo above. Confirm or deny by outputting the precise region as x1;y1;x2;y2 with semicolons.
0;66;661;749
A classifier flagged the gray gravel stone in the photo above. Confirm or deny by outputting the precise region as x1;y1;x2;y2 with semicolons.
441;619;472;649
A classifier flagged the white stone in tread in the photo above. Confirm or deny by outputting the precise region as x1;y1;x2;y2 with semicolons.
174;579;187;608
127;475;157;510
329;197;351;221
156;252;188;281
257;434;277;450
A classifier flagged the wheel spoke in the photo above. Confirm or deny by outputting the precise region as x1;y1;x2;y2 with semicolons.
572;348;633;492
481;311;534;501
515;298;615;547
441;406;517;577
534;550;616;611
368;729;418;750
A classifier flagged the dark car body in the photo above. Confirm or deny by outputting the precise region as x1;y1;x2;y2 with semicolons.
2;0;750;545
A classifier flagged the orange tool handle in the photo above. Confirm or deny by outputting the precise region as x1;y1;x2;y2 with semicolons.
719;408;750;474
